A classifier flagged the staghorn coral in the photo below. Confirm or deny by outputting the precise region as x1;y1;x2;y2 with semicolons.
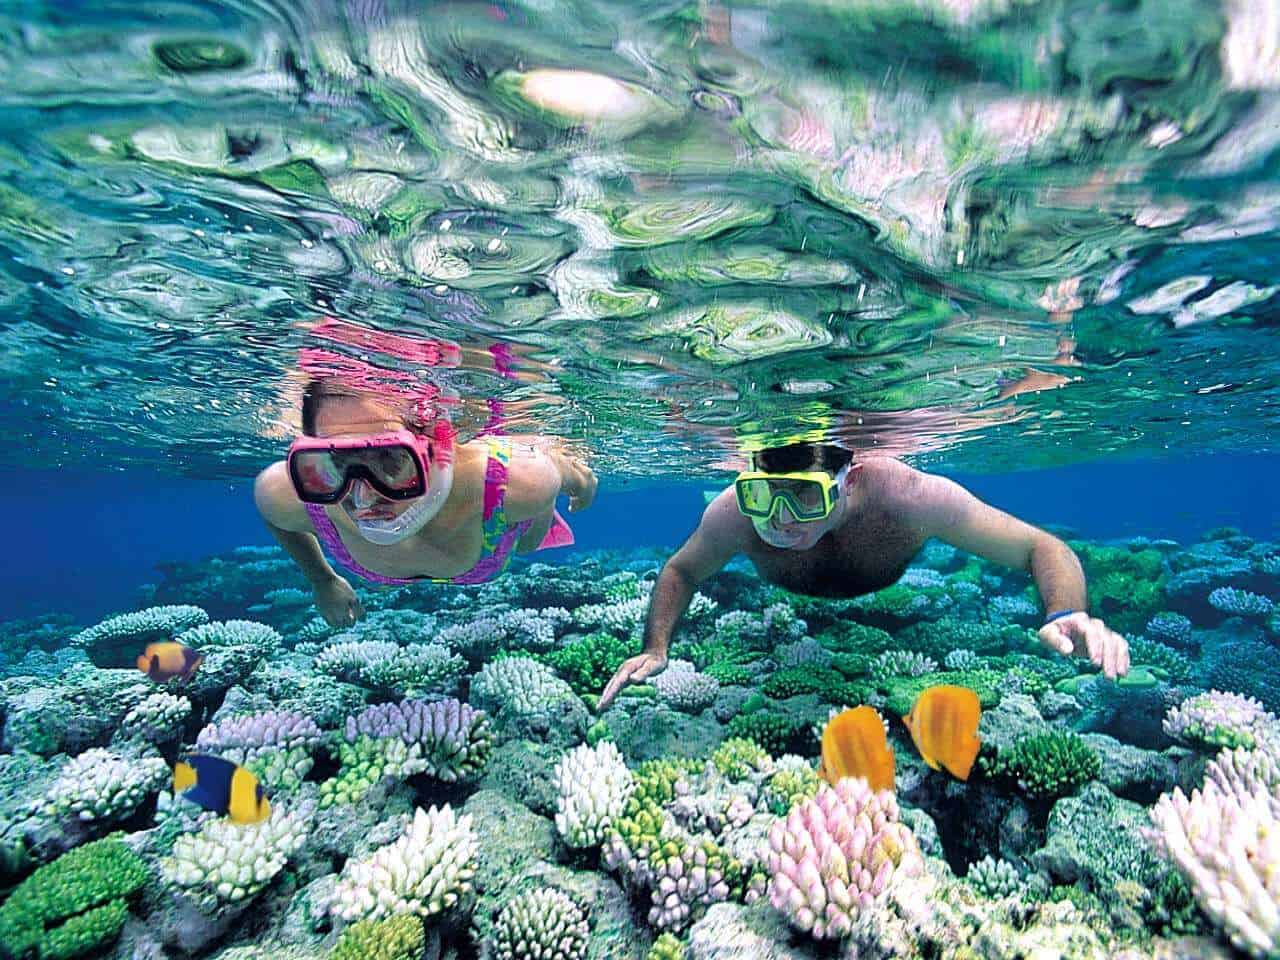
163;805;310;903
765;777;924;940
329;805;477;923
344;699;494;783
489;887;590;960
553;740;635;849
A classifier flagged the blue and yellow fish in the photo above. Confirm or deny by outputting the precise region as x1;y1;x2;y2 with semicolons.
173;754;270;825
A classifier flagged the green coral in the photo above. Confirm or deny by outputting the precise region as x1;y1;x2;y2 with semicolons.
331;914;425;960
829;652;873;678
1073;543;1168;634
0;836;147;960
726;711;802;756
764;765;822;815
980;730;1101;800
897;619;1034;659
815;622;894;654
1126;636;1192;682
647;932;686;960
761;667;843;699
711;738;772;781
702;662;754;686
537;632;633;696
318;736;425;808
881;669;1003;716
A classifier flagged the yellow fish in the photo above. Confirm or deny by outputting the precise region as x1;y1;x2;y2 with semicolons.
819;704;895;792
901;685;982;781
174;754;270;825
137;642;203;684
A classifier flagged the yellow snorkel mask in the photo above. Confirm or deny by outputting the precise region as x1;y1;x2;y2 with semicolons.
734;468;844;523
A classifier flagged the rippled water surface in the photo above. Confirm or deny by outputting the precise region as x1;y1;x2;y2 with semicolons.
1;0;1278;476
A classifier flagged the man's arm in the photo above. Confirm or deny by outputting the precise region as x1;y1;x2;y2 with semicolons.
598;490;749;708
889;464;1129;678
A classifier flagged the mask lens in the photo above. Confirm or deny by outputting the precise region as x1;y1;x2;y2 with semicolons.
335;445;421;493
291;450;347;500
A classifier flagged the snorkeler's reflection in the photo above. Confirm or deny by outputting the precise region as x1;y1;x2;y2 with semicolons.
254;319;595;626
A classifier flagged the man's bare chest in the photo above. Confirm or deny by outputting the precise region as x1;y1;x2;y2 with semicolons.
746;515;925;599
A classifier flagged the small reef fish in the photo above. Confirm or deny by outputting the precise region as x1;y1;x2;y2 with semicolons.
820;685;983;791
901;684;982;781
174;754;270;825
137;642;203;683
818;704;895;792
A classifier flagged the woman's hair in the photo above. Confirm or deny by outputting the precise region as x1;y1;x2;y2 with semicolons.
301;379;362;436
754;443;853;474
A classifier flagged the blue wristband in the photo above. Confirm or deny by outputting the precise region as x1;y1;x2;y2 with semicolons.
1043;609;1076;626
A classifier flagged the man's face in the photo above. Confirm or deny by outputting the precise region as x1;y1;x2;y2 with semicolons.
750;461;847;551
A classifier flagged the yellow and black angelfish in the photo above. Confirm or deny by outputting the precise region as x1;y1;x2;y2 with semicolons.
173;754;270;825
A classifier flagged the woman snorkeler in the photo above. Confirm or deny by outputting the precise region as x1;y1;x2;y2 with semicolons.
254;379;596;626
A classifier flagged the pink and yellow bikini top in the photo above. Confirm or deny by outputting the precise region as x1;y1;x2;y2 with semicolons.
304;438;570;586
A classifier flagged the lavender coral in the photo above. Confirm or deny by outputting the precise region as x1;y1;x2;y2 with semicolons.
196;710;324;790
343;699;494;782
1208;587;1274;619
652;660;720;714
765;777;924;940
1163;690;1276;751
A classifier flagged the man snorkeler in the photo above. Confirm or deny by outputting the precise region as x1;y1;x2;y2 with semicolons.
598;443;1129;709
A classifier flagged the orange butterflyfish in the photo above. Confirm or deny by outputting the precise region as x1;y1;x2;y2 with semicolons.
901;684;982;781
137;642;203;684
819;705;896;792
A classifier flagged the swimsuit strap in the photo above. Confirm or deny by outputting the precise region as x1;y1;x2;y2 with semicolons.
303;437;531;587
303;503;416;586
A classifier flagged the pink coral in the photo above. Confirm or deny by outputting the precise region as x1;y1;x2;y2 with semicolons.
766;778;923;940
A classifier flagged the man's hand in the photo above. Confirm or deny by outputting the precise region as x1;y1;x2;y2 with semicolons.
314;576;364;628
599;651;668;711
1038;612;1129;679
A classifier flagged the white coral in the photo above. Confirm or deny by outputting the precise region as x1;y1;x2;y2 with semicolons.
553;741;635;849
45;748;168;823
164;805;310;902
329;805;477;922
470;656;574;716
490;887;590;960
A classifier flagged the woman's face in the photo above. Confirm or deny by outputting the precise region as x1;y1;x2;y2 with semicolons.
312;395;414;521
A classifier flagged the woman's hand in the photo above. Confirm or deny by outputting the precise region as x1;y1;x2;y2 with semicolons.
598;650;667;711
1038;612;1129;679
313;576;364;628
556;453;597;512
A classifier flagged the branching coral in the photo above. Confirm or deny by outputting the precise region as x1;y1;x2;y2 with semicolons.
314;639;464;697
1163;690;1276;752
652;660;720;713
980;730;1101;800
196;710;324;791
344;699;494;783
0;836;147;960
163;805;310;903
489;888;590;960
470;656;576;715
329;805;477;923
44;749;168;824
765;777;924;940
553;740;635;849
332;914;426;960
118;692;191;744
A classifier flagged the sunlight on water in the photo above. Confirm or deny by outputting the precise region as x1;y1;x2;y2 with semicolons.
0;0;1276;477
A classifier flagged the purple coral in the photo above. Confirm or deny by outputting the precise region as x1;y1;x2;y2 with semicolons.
1146;612;1193;649
344;698;494;782
1209;587;1274;619
766;778;923;940
197;710;323;754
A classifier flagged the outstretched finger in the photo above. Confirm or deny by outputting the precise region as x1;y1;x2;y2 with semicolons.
599;667;633;711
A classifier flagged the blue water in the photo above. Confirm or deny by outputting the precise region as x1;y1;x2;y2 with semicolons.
9;451;1277;623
